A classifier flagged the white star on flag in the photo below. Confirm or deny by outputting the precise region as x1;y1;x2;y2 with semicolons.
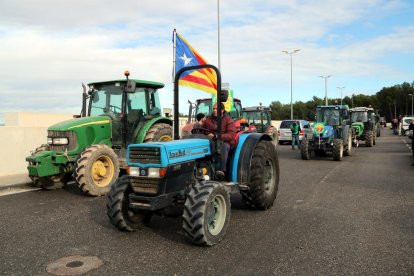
179;53;192;66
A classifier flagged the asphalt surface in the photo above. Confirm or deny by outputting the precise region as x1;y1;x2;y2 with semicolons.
0;129;413;275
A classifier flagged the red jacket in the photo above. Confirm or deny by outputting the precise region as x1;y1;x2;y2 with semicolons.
202;114;236;145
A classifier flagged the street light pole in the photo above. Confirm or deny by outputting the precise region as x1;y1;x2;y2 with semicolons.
282;49;300;119
337;86;345;105
409;93;413;115
320;75;331;106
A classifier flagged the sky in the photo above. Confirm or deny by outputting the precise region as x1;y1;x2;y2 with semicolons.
1;0;413;124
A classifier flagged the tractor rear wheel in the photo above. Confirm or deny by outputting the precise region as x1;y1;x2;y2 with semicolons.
107;175;152;231
332;139;344;161
182;181;230;246
365;131;374;147
300;139;312;160
144;123;172;143
74;144;119;196
241;140;279;209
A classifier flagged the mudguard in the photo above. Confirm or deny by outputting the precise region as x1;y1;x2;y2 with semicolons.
229;133;272;183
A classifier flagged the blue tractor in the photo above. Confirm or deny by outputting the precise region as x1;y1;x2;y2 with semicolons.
106;65;280;246
300;105;352;161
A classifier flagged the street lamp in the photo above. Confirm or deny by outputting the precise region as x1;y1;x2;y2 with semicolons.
320;75;331;106
282;49;300;119
337;86;345;105
409;93;413;115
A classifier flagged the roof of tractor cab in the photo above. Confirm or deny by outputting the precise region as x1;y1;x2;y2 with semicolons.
243;106;271;112
317;105;349;110
88;79;165;89
350;106;374;112
197;97;241;102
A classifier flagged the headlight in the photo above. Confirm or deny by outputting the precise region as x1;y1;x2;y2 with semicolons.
47;137;68;145
128;167;167;177
53;137;69;145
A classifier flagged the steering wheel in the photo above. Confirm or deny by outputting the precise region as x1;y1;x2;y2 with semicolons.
191;127;217;138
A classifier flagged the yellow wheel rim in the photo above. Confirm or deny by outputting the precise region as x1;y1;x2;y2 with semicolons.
158;135;172;141
91;155;114;187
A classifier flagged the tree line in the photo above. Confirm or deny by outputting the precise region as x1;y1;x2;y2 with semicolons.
269;81;414;122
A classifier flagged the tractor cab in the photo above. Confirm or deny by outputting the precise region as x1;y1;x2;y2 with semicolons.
87;75;165;147
316;105;350;126
242;105;272;133
349;107;378;146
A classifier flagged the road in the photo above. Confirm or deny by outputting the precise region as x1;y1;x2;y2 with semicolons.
1;129;413;275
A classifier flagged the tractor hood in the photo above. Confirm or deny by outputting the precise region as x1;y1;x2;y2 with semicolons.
48;115;111;131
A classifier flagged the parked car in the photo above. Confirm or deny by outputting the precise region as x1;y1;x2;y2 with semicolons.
400;116;413;135
278;119;313;144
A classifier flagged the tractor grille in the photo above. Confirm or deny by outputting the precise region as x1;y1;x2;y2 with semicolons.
129;147;161;164
130;177;160;195
47;130;77;152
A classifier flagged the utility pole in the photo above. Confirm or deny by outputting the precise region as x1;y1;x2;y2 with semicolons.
282;49;300;119
320;75;331;106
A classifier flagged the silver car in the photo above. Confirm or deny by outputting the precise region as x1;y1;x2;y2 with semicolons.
278;120;313;144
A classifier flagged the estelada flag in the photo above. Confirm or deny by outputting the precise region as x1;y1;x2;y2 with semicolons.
174;31;217;94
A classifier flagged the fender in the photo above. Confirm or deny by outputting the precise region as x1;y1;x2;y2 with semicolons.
135;117;172;143
229;132;272;183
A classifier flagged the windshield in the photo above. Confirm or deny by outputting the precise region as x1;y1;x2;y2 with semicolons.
351;111;368;122
228;101;243;120
243;111;270;125
317;108;340;125
89;84;123;116
194;99;242;120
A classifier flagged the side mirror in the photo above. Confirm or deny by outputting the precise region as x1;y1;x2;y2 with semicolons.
124;80;136;93
219;89;228;102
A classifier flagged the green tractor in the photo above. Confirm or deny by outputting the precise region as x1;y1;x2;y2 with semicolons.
349;106;378;147
241;104;278;146
300;105;352;161
26;71;173;196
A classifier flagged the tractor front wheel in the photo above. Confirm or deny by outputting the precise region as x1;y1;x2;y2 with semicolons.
343;133;352;156
74;144;119;196
32;173;72;190
365;131;374;147
241;140;279;209
332;139;344;161
182;181;230;246
107;175;152;231
300;139;312;160
144;123;173;143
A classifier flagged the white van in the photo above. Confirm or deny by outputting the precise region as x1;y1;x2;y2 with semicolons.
401;116;413;135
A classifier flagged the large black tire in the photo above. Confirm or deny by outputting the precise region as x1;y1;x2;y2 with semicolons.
343;132;352;156
300;139;312;160
143;123;172;143
29;144;72;189
182;181;230;246
332;139;344;161
365;131;374;147
107;175;152;232
241;140;279;209
74;144;120;196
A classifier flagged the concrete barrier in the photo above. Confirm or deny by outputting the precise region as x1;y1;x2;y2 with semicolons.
0;112;281;177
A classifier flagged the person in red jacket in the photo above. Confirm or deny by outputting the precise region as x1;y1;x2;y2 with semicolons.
202;102;236;177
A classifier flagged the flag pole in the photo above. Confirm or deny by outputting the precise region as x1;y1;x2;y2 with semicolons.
217;0;221;71
172;29;177;138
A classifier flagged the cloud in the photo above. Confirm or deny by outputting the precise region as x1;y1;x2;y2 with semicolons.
0;0;413;123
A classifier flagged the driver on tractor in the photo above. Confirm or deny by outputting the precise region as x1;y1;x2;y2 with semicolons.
202;102;236;178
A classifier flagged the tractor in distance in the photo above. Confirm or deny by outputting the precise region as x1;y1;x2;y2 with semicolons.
349;106;378;147
241;103;278;146
26;71;173;196
300;105;352;161
106;64;279;246
181;97;243;137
